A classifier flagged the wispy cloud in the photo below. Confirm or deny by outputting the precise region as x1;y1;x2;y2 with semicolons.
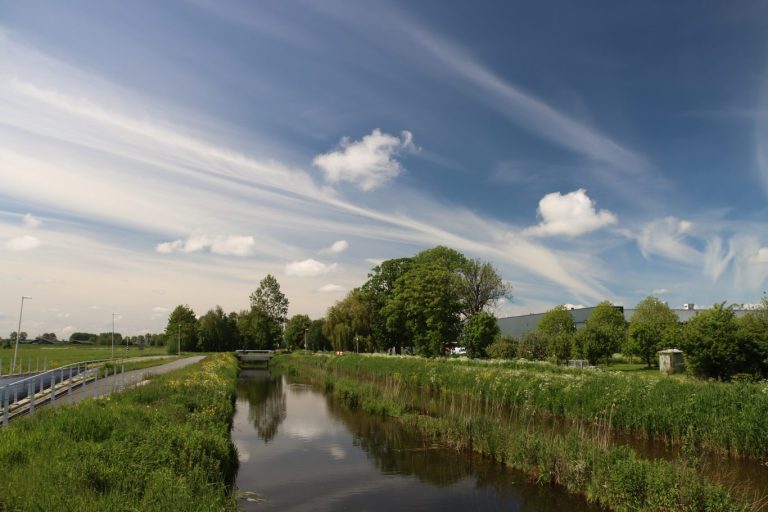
22;213;41;228
156;235;256;256
398;25;651;175
320;240;349;254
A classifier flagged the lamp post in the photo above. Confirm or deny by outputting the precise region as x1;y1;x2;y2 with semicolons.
111;313;119;360
304;327;309;351
12;296;31;374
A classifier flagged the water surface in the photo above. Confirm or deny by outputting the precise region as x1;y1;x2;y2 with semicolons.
232;369;598;512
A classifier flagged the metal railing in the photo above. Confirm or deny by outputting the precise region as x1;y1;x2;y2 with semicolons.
0;358;127;426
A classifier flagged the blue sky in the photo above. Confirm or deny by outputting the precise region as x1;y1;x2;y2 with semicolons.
1;1;768;338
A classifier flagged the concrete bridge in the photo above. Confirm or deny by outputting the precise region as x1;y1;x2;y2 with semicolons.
235;350;275;363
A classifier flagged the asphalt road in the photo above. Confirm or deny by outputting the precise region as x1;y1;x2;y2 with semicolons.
49;355;206;408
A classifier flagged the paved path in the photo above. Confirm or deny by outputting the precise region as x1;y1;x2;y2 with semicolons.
49;355;206;408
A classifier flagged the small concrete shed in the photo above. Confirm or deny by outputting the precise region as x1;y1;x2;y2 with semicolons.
658;349;685;375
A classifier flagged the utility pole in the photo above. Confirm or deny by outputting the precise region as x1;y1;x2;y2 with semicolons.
111;313;118;360
12;296;31;374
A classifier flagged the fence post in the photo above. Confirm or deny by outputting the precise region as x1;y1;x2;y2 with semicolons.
94;369;99;398
50;371;55;405
121;363;125;390
28;381;35;415
68;367;73;404
2;389;8;427
13;384;18;404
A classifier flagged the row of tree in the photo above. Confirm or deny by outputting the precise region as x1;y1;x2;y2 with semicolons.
161;275;332;353
486;296;768;381
322;246;511;357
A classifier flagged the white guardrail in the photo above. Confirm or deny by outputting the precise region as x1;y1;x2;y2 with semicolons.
0;358;127;426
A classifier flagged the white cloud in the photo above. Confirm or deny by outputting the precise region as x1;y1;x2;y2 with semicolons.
652;288;670;295
22;213;41;228
313;129;415;190
563;303;586;310
637;217;701;264
525;189;617;237
749;248;768;264
62;325;74;334
155;235;255;256
152;306;170;313
317;284;345;292
5;235;41;251
321;240;349;254
285;259;338;277
365;258;384;266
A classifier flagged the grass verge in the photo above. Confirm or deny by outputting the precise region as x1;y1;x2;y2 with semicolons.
0;353;239;511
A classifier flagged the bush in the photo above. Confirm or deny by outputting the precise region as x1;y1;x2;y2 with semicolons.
486;336;518;359
518;331;549;360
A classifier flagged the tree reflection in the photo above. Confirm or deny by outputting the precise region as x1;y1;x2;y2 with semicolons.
237;370;286;443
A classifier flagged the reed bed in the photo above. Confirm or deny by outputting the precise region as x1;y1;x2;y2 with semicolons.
283;353;768;458
276;353;757;512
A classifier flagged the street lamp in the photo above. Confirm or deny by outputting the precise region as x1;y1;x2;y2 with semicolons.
12;296;31;374
111;313;119;360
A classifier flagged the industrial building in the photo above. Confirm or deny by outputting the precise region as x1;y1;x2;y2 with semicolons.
496;303;753;339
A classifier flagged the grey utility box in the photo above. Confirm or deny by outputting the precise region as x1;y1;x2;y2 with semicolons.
658;349;685;375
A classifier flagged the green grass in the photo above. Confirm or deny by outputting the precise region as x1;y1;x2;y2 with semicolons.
278;354;750;512
278;353;768;459
0;353;239;511
0;344;169;373
100;356;183;377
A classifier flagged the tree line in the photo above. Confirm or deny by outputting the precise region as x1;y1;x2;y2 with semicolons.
486;296;768;381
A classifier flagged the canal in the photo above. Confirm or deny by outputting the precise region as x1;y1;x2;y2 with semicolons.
232;368;599;511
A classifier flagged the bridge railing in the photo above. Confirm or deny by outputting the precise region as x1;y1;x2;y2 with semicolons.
0;358;127;426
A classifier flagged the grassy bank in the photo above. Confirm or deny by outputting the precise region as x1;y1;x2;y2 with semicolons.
284;353;768;458
0;353;239;511
276;353;752;512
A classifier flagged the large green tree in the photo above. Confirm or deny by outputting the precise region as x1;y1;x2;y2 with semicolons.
306;318;331;351
458;259;512;317
627;296;679;367
238;308;281;350
738;296;768;377
574;301;627;365
249;274;289;325
197;306;239;352
537;305;576;363
323;289;372;352
284;314;312;350
164;304;197;353
361;258;413;353
385;261;463;357
459;312;499;358
680;303;754;380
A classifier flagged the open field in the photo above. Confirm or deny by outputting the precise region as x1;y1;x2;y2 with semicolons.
0;344;169;373
0;353;238;511
276;353;753;512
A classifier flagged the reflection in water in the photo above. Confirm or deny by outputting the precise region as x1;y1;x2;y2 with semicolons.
232;371;598;512
236;369;286;443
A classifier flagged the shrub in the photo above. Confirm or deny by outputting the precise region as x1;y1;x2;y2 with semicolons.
486;336;518;360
